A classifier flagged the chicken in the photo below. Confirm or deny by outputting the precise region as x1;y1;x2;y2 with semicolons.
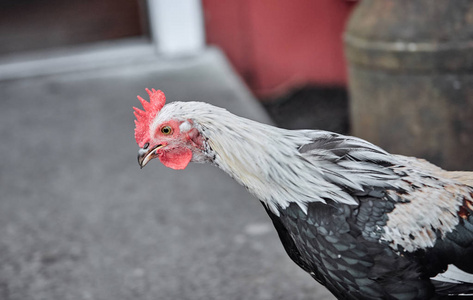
133;89;473;299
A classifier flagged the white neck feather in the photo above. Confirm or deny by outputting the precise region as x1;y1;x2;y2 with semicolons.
159;101;398;215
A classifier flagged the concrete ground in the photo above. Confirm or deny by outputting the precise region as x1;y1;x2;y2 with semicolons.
0;46;335;300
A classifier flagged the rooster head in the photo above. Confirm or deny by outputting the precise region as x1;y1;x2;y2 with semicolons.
133;89;205;170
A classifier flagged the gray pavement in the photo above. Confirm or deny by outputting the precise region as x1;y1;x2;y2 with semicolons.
0;47;335;300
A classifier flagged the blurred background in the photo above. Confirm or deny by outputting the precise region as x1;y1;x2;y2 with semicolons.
1;1;472;299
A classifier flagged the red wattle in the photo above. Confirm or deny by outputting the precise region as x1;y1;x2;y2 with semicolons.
159;148;192;170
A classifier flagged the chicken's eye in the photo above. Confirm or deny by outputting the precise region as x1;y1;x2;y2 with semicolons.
161;125;173;135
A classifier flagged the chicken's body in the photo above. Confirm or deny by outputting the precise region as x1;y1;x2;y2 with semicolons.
134;89;473;299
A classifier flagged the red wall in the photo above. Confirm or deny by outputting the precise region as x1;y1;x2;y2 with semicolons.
202;0;356;97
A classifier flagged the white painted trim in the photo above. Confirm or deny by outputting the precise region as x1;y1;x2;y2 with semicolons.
0;38;156;81
147;0;205;55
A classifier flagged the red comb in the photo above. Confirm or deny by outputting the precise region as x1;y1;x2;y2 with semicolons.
133;88;166;147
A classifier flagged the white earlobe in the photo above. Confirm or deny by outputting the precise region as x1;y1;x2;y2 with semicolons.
179;121;192;133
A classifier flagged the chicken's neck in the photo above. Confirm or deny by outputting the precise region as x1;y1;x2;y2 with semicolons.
196;112;356;215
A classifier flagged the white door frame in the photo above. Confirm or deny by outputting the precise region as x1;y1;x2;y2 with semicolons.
147;0;205;55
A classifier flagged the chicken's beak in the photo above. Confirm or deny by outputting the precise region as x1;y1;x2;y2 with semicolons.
138;145;163;168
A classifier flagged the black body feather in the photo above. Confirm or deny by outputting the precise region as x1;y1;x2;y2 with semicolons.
263;193;473;299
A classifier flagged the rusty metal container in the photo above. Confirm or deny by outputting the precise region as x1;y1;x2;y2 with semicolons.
345;0;473;170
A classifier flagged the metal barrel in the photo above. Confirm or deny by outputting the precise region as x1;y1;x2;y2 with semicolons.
345;0;473;170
